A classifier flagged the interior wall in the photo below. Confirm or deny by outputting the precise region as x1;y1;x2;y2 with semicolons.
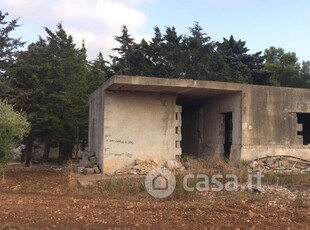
102;91;181;174
202;93;242;163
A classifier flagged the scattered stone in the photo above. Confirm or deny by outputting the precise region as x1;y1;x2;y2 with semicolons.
114;158;185;175
249;160;258;169
135;158;143;165
153;159;159;165
248;210;256;218
89;156;97;165
248;156;310;174
280;159;290;167
239;183;298;202
83;167;95;175
179;166;185;171
183;161;190;170
94;165;101;174
165;160;182;170
77;166;84;174
265;157;274;165
115;158;159;175
132;164;143;171
12;184;22;191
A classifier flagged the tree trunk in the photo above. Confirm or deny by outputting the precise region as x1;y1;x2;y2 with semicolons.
2;169;5;183
58;142;64;165
75;126;79;158
64;142;74;160
24;139;33;167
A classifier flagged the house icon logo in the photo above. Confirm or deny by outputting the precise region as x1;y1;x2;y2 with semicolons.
145;167;176;198
153;174;169;190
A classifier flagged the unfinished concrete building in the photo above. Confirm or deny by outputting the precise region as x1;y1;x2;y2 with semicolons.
88;75;310;174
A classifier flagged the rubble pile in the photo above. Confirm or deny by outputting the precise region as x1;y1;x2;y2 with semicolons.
77;153;185;175
115;159;184;175
77;151;101;175
115;159;158;175
249;155;310;174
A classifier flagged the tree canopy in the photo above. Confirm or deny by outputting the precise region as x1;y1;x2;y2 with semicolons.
1;9;310;164
7;23;90;163
0;11;25;98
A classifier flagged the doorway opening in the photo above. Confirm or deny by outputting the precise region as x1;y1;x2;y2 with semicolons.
223;112;233;159
178;101;204;157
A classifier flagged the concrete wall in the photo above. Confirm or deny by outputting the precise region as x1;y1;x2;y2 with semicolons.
102;91;181;174
241;86;310;161
202;93;242;163
89;76;310;173
88;86;105;169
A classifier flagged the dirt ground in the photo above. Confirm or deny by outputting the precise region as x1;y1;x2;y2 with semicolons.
0;164;309;230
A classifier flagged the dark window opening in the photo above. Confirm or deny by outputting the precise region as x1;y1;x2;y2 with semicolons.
223;112;233;159
297;113;310;145
175;127;179;134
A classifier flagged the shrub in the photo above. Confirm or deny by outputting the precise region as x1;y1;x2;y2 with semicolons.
0;100;30;165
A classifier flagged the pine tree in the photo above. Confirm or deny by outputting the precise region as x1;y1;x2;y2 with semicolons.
0;11;25;98
10;24;89;164
183;22;214;80
217;35;271;84
111;25;135;75
88;52;110;93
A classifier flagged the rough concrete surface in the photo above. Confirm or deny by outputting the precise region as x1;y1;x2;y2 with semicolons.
89;76;310;174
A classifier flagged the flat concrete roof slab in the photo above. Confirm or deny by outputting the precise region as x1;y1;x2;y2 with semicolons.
103;75;243;99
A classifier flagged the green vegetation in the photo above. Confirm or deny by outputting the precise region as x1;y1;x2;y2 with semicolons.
0;99;30;164
1;10;310;164
110;24;310;87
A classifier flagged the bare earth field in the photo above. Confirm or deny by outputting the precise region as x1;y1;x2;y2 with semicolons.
0;165;309;230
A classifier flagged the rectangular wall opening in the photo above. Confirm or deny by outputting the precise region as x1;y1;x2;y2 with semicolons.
223;112;233;159
179;101;204;157
177;91;241;162
297;113;310;145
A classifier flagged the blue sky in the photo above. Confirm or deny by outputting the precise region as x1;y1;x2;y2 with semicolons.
2;0;310;62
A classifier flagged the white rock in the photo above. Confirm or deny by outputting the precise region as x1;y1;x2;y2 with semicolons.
165;160;182;170
135;158;143;165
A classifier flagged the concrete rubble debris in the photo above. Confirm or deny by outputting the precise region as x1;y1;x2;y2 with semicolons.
77;151;101;175
77;166;84;174
115;159;159;175
165;160;183;170
248;155;310;174
83;167;95;175
93;165;101;174
89;156;97;165
78;155;184;175
115;159;184;175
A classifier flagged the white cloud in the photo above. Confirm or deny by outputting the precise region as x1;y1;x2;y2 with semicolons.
1;0;149;60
